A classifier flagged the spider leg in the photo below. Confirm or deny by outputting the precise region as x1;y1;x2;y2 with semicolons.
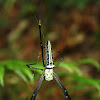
26;64;43;71
53;72;71;100
52;49;64;69
39;0;45;68
31;73;44;100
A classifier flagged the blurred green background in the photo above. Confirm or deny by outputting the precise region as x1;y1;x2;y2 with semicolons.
0;0;100;100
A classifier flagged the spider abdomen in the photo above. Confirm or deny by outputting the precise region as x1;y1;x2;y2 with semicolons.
45;40;54;67
44;69;53;81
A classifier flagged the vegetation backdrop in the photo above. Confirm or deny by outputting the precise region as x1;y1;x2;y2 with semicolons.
0;0;100;100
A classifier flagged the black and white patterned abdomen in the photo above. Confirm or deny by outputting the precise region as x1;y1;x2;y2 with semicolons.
45;40;54;68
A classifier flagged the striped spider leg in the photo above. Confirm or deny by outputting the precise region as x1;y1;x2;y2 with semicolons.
30;73;44;100
53;72;71;100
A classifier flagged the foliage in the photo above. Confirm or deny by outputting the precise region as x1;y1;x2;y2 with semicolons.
0;58;99;85
0;58;100;100
0;59;34;87
0;0;100;100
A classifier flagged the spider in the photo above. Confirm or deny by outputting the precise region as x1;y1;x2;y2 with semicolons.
26;0;71;100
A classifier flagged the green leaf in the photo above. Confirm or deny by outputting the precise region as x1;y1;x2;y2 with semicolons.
23;67;34;84
15;70;27;83
0;67;5;87
69;73;100;92
57;71;100;93
74;59;100;70
26;62;43;74
59;62;82;76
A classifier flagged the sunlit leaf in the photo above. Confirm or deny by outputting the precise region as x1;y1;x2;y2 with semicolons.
26;62;43;74
57;71;100;93
59;62;82;76
0;67;5;87
15;70;27;83
23;67;34;84
68;72;100;92
74;59;100;70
